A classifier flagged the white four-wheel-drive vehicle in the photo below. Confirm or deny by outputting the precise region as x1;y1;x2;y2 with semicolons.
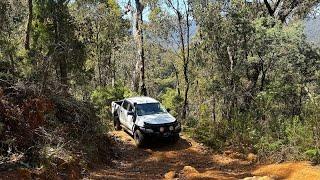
111;96;181;147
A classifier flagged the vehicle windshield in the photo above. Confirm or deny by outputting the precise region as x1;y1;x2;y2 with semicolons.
136;103;167;116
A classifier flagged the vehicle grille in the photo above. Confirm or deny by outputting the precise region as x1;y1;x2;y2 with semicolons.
144;122;176;132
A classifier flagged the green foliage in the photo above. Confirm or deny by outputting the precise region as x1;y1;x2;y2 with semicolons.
160;88;183;117
305;149;320;164
176;1;320;164
32;0;86;84
0;85;113;174
192;118;226;150
253;116;316;162
91;84;137;119
71;0;130;88
286;117;314;152
149;7;161;22
1;0;320;167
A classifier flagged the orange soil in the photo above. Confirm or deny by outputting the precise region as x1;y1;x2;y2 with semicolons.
88;131;320;180
253;162;320;180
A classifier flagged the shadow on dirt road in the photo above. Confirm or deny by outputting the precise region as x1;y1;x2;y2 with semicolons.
142;138;192;152
122;129;192;151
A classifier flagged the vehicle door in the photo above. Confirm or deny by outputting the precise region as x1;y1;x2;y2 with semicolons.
126;103;135;131
119;100;129;125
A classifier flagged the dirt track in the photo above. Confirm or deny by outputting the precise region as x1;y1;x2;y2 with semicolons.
89;131;320;180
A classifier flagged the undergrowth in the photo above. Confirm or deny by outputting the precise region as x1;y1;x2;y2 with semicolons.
0;85;114;178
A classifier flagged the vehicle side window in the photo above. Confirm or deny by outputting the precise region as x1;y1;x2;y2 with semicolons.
127;104;133;112
122;101;129;109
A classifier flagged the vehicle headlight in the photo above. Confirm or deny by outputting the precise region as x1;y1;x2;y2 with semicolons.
145;128;154;133
169;126;174;131
160;127;165;132
140;127;154;133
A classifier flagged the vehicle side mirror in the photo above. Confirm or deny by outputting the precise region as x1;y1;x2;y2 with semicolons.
166;108;171;112
127;111;135;116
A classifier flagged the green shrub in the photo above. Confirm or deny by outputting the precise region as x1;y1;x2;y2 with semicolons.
91;84;136;120
192;118;226;150
285;117;314;154
185;116;198;128
255;116;315;162
255;135;285;162
160;88;183;118
305;149;320;165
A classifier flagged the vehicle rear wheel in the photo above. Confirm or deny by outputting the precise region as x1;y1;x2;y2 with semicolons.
134;130;145;147
114;117;122;131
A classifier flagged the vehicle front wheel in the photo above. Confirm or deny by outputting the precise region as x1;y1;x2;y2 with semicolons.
134;130;145;147
171;134;180;143
114;117;122;131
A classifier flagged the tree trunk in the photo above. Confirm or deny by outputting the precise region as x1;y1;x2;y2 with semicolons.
168;0;190;120
59;57;68;87
135;0;147;96
95;23;103;86
172;63;181;95
179;16;188;120
41;55;51;94
177;10;187;119
183;1;190;120
9;53;15;81
25;0;33;50
212;97;216;122
54;3;68;89
132;61;140;92
227;46;235;121
112;48;116;87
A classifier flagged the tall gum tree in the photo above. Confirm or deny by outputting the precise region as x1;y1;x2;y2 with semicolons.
25;0;32;50
33;0;86;90
134;0;147;95
261;0;320;23
167;0;191;120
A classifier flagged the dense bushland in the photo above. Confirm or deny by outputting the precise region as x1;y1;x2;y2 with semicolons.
1;0;320;170
0;84;112;178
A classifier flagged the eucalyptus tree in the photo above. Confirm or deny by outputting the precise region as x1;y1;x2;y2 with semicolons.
166;0;191;120
0;0;25;83
25;0;33;50
134;0;148;95
125;0;148;95
190;0;320;120
146;0;192;119
32;0;86;90
72;0;129;88
262;0;320;22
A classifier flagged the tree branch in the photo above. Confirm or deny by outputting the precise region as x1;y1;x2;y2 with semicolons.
263;0;282;16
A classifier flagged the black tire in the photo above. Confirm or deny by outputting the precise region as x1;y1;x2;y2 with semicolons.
114;116;122;131
171;134;180;143
134;129;145;147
